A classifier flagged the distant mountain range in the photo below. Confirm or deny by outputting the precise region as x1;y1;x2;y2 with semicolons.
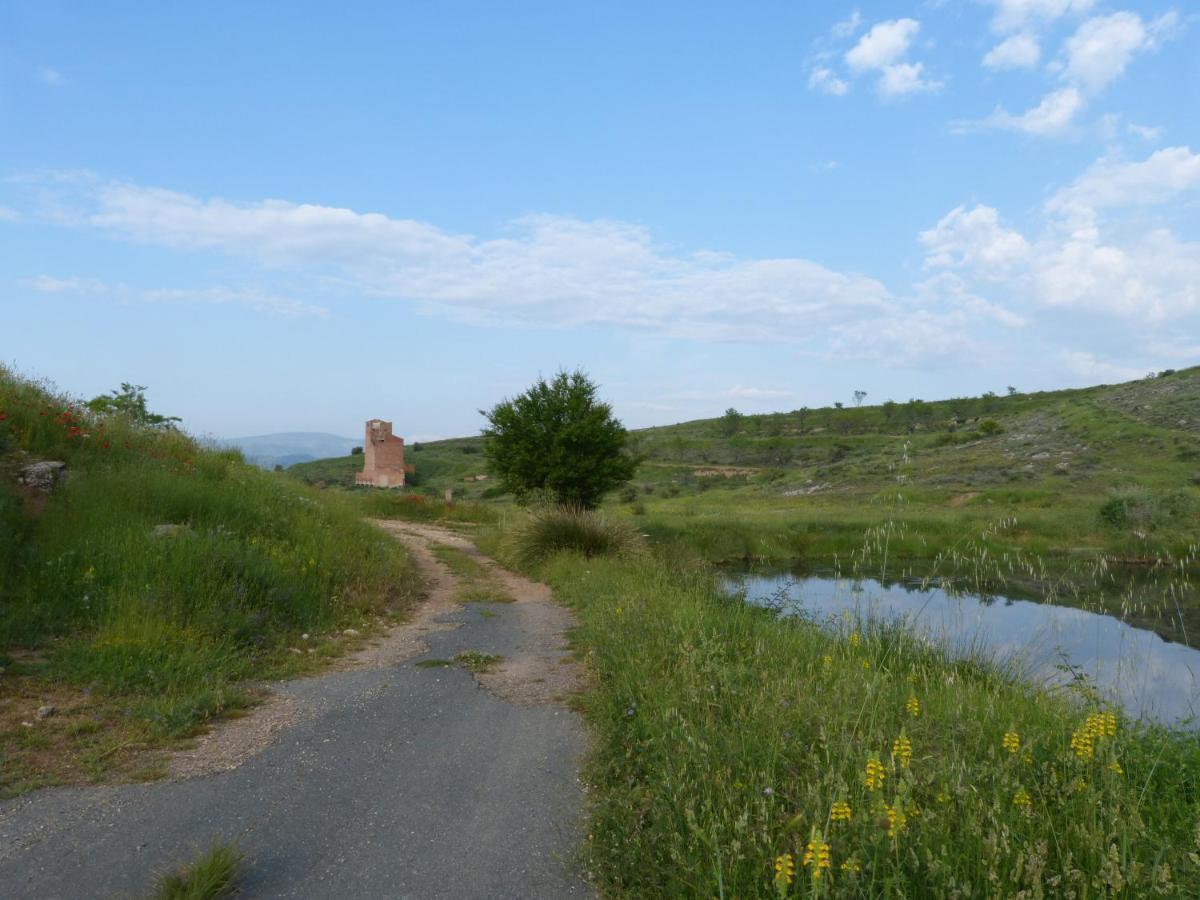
221;432;360;470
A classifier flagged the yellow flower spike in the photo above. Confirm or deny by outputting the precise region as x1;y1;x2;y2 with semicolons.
885;803;908;838
1012;787;1032;808
1108;760;1124;776
848;631;861;647
1002;731;1021;753
830;801;852;822
892;734;913;769
773;852;795;888
822;654;833;668
802;831;832;880
865;756;886;790
906;696;921;717
1070;725;1095;760
862;659;871;670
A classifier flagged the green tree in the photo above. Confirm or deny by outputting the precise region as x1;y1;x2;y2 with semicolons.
86;383;181;428
719;408;742;437
481;370;638;509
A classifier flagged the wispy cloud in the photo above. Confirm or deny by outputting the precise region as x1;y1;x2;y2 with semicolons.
844;18;942;97
37;66;66;86
23;274;328;318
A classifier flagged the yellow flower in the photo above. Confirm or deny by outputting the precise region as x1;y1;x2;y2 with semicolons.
1070;725;1095;760
840;858;862;874
892;734;913;769
1108;760;1124;776
822;654;833;668
802;833;832;879
1002;731;1020;753
1012;787;1032;808
885;803;907;838
773;852;795;887
830;801;852;822
849;631;861;647
935;791;950;804
865;756;886;790
906;696;921;717
862;659;872;670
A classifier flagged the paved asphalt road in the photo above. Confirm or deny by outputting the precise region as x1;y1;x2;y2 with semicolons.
0;529;592;899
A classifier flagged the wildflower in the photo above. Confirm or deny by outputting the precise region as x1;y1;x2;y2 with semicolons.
1002;731;1021;754
1070;725;1095;760
1108;760;1124;776
862;659;871;670
773;853;795;889
840;858;862;874
935;791;949;804
884;804;907;838
865;756;885;790
802;833;831;879
892;734;913;768
822;654;833;668
906;696;920;717
849;631;861;647
1012;788;1032;808
830;801;852;822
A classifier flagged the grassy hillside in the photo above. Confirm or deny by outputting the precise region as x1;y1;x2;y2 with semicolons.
0;366;421;796
294;368;1200;566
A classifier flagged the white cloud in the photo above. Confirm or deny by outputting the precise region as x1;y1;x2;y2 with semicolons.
923;147;1200;323
24;273;327;318
721;385;793;399
1045;146;1200;226
845;19;920;71
982;33;1041;70
1059;350;1144;383
988;0;1095;34
808;67;849;96
1127;123;1163;141
24;175;907;342
920;205;1030;274
0;205;21;222
37;66;66;86
965;86;1083;136
1060;11;1177;93
831;10;863;39
878;62;941;97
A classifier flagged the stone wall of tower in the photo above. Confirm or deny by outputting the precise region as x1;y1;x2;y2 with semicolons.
355;418;407;488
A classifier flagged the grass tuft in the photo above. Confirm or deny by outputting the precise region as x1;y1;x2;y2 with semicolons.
151;840;242;900
503;505;646;569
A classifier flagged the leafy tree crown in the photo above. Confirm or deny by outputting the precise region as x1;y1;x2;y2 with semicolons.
481;370;638;509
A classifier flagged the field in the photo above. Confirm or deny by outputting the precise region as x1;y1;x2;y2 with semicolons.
0;367;422;796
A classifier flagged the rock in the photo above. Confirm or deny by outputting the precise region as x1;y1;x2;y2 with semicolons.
36;705;56;719
1054;463;1070;474
288;647;303;655
301;633;310;641
150;523;187;538
18;461;67;492
343;628;361;638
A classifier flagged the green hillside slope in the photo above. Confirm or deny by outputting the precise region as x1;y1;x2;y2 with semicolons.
0;366;420;796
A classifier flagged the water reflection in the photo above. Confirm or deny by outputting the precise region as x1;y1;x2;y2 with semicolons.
728;571;1200;727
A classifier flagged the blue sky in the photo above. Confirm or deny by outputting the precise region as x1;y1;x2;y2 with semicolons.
2;1;1197;440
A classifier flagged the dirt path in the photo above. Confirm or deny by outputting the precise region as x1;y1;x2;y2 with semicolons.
0;521;592;899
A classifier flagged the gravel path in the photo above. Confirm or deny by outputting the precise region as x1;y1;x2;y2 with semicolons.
0;521;592;899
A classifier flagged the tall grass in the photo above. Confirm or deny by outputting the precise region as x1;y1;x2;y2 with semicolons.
500;505;646;569
1;366;419;748
541;552;1200;896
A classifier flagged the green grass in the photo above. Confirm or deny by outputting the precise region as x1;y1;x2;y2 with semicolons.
539;550;1200;897
454;650;503;673
501;505;647;569
150;840;243;900
430;544;515;602
0;365;420;794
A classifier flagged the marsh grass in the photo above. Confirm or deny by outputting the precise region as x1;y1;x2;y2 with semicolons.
542;552;1200;896
502;505;646;569
151;840;243;900
0;367;419;794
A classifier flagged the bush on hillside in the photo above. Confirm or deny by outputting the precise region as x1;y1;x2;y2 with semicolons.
504;505;646;569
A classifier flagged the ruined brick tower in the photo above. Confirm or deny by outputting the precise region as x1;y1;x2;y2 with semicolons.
355;419;407;488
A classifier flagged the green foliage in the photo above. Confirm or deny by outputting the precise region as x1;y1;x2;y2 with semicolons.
719;407;743;437
358;491;497;524
482;370;638;508
152;840;243;900
86;382;181;429
978;419;1003;435
502;505;645;569
542;553;1199;898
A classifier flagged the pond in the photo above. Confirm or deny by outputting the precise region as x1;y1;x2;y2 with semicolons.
726;569;1200;727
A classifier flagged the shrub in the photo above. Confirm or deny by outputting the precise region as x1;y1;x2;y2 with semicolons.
504;506;646;569
978;419;1003;436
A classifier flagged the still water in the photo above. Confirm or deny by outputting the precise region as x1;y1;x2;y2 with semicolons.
727;570;1200;727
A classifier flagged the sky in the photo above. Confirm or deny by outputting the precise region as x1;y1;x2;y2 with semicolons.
1;1;1197;441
